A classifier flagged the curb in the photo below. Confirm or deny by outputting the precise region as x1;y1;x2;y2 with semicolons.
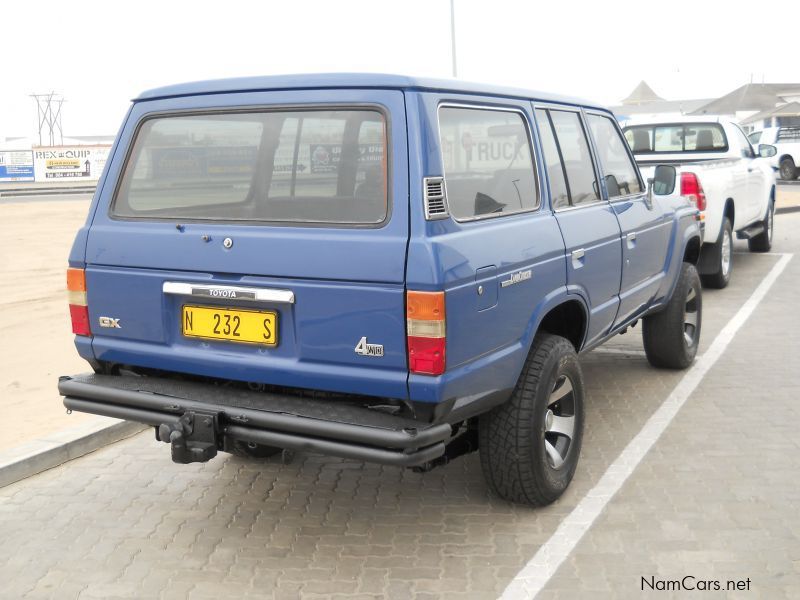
776;205;800;215
0;188;96;199
0;418;147;489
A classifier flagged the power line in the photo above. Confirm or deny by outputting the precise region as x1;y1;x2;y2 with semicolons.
30;92;65;146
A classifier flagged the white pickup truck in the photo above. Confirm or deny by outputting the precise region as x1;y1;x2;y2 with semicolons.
748;126;800;180
621;117;777;288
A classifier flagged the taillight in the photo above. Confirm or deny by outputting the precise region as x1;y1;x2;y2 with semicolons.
67;267;91;336
406;290;445;375
680;172;706;212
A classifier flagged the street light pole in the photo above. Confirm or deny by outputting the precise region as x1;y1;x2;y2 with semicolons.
450;0;457;78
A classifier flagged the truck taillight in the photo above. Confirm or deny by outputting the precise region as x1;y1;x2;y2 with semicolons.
406;290;445;376
680;172;706;212
67;267;91;336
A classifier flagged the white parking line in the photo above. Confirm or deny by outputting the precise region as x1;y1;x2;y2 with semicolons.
500;253;794;599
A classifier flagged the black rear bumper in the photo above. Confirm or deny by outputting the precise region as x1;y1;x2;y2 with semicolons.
59;373;453;467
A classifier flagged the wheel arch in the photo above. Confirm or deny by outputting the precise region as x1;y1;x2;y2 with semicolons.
683;234;701;265
534;298;588;353
723;198;735;229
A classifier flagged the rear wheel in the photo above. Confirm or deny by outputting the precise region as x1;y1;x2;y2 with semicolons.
479;333;584;506
643;262;702;369
779;157;797;181
700;217;733;289
748;198;775;252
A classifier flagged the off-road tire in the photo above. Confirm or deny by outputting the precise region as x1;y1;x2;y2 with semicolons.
748;198;775;252
779;157;797;181
229;440;283;460
643;262;702;369
700;217;732;289
479;333;584;506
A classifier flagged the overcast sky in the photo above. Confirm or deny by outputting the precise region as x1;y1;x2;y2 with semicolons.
2;0;797;139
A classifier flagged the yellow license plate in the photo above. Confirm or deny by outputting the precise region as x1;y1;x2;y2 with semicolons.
182;305;277;346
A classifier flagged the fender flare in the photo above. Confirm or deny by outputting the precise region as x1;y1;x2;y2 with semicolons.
520;286;590;359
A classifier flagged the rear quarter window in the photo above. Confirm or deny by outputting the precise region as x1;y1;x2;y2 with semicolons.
438;106;538;220
112;109;388;226
624;123;728;153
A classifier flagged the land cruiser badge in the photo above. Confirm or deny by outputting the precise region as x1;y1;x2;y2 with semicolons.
501;269;532;288
354;336;384;357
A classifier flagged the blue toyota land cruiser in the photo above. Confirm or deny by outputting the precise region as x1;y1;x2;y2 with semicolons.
59;74;703;506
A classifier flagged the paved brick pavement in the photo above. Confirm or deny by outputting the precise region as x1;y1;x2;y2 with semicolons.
0;215;797;599
537;216;800;599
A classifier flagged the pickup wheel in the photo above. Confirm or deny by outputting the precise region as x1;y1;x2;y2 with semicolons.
642;262;702;369
700;217;733;289
779;157;797;181
478;333;584;506
748;198;775;252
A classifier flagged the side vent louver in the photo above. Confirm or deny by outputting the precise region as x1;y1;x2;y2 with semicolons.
423;177;449;220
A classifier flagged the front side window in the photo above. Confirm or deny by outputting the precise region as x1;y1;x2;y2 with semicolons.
748;131;762;144
587;114;642;198
547;110;600;206
624;123;728;154
438;106;538;220
113;109;388;225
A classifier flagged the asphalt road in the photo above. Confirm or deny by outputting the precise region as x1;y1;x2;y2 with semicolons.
0;215;798;599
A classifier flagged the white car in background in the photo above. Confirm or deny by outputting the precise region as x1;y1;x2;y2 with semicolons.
621;117;777;289
748;126;800;181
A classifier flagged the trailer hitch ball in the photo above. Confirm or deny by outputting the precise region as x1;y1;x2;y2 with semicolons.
157;411;220;464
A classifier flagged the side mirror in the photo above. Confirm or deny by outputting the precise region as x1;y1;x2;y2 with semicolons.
652;164;677;195
759;144;777;158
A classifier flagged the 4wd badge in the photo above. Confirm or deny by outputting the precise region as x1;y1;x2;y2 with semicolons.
354;336;384;357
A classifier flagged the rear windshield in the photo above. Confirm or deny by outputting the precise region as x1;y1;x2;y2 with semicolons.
624;123;728;154
113;109;388;225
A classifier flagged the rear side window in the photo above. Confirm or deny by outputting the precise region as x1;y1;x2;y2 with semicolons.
587;114;642;198
547;109;600;206
438;106;538;220
624;123;728;153
113;109;388;225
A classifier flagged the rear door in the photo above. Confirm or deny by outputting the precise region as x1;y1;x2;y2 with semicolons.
585;111;672;325
83;89;411;399
534;106;622;347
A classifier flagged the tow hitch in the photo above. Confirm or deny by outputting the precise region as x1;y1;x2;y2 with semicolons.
156;410;221;464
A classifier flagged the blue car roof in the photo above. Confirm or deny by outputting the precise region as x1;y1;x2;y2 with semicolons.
134;73;600;109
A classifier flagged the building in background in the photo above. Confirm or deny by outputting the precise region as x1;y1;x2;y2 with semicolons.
612;81;800;132
611;81;712;122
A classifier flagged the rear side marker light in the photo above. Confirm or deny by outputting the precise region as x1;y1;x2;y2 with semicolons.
407;290;446;376
67;267;91;336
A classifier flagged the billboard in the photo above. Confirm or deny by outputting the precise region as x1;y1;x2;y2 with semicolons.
0;150;35;182
32;145;111;182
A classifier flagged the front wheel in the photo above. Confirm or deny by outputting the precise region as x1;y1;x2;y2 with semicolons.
779;157;797;181
479;333;584;506
748;198;775;252
643;262;702;369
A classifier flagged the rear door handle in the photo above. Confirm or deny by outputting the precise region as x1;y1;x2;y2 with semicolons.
626;232;637;249
571;248;585;269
